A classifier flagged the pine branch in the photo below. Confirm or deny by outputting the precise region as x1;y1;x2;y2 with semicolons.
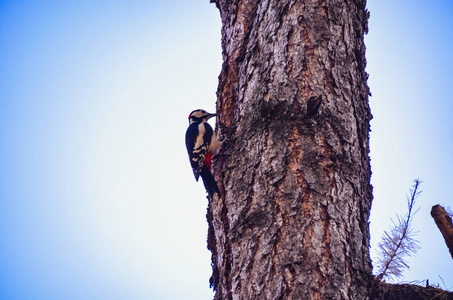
375;179;422;281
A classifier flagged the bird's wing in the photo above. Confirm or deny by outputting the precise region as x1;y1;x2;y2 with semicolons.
190;123;209;181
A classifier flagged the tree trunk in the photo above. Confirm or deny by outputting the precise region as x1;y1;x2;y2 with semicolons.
208;0;373;299
206;0;453;299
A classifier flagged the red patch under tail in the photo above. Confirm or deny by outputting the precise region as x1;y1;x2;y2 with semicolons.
204;153;212;170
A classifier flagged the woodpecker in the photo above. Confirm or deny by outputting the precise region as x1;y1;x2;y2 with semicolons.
306;95;322;118
185;109;222;197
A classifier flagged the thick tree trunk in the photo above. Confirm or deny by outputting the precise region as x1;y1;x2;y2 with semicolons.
206;1;453;299
208;0;373;299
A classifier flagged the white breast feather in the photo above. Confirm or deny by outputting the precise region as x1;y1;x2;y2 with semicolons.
193;123;206;153
208;133;222;155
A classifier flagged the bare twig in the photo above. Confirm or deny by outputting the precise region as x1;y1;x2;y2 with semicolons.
375;179;422;281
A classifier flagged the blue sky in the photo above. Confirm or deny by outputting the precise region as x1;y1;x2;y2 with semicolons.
0;0;452;299
367;0;453;288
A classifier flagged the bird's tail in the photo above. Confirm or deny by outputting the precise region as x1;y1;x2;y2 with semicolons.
200;165;220;197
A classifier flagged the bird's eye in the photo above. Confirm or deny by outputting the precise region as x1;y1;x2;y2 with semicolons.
201;110;206;114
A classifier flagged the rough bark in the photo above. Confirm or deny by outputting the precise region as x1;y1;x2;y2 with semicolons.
206;0;452;299
431;204;453;259
371;282;453;300
208;0;372;299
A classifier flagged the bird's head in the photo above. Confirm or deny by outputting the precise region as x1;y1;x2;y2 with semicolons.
188;109;217;124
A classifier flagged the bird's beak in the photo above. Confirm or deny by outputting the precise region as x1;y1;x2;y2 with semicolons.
207;113;217;119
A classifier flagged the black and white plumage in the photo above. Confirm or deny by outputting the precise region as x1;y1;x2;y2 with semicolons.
185;109;222;197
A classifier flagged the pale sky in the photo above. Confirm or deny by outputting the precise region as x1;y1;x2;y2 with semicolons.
1;0;452;299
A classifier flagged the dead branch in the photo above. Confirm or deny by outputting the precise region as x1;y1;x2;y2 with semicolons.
431;204;453;259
